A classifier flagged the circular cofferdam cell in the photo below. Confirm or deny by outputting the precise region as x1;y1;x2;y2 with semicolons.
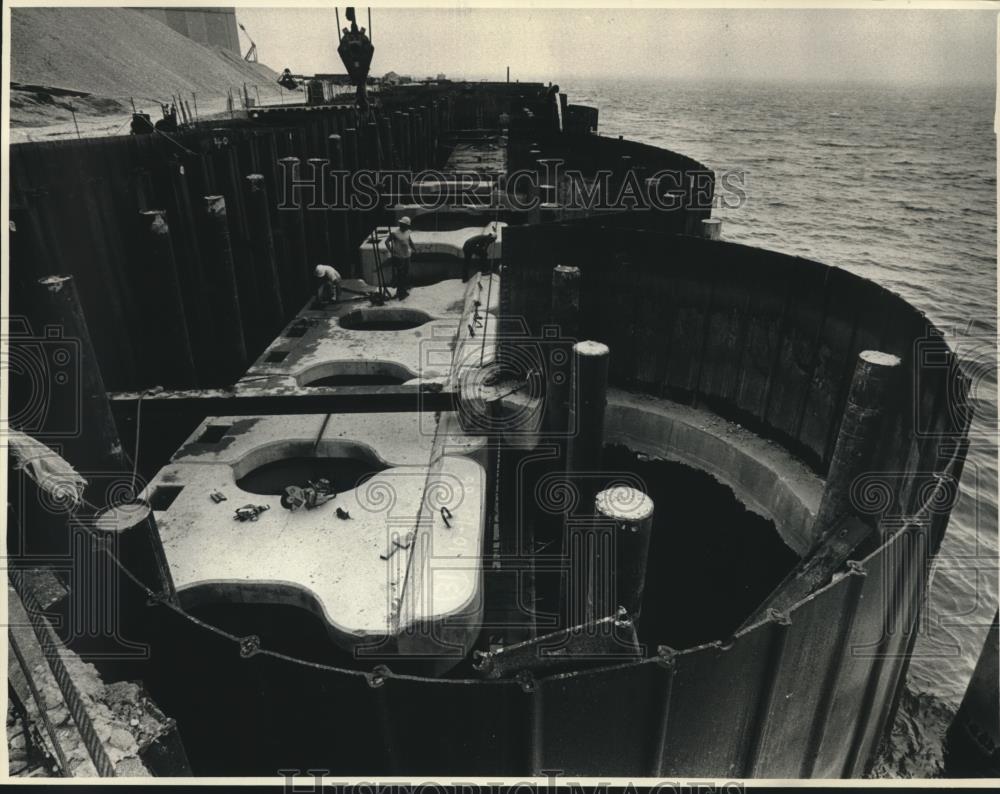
299;361;413;387
599;445;800;649
338;308;433;331
236;451;388;495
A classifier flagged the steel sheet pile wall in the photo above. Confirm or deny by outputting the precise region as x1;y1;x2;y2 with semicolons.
108;218;970;779
8;90;514;393
508;132;714;235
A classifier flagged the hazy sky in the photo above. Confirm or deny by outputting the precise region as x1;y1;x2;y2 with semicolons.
236;7;997;86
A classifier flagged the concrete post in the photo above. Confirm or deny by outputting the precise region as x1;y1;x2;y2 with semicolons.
201;195;248;375
244;174;285;333
139;210;199;387
34;275;127;472
590;486;655;621
94;502;175;601
567;340;610;476
561;341;611;627
701;218;723;240
544;266;581;436
813;350;903;541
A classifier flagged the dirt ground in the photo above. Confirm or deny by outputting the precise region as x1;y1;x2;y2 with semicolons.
9;6;292;141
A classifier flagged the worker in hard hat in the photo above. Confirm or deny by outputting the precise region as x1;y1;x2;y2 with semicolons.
314;264;342;305
385;217;418;300
462;229;497;281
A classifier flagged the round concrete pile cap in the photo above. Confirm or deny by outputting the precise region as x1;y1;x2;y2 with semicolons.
859;350;902;367
595;486;654;522
574;340;610;357
94;502;152;532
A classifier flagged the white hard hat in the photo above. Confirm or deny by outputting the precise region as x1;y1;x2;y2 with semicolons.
314;265;324;277
398;216;411;226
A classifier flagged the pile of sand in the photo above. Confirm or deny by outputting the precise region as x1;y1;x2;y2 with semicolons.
10;7;286;125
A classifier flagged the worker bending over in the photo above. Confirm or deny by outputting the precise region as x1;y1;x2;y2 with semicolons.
314;264;342;305
462;230;497;281
386;216;418;300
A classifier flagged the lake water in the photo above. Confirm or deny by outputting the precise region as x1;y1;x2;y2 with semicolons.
566;78;998;707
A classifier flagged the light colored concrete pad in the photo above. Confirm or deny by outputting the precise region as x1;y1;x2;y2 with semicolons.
142;411;488;652
604;389;823;556
359;222;504;287
242;275;500;389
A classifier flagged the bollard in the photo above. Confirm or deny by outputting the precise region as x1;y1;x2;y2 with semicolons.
94;501;175;601
91;502;176;680
33;275;127;472
812;350;903;541
244;175;285;333
739;350;903;630
701;218;723;240
544;266;581;436
590;486;655;621
201;195;249;375
567;340;611;476
138;210;199;387
561;341;611;628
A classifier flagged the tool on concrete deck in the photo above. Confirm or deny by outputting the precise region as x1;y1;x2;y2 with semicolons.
209;490;227;504
336;507;352;520
367;230;391;304
233;504;269;522
379;534;413;561
280;479;337;512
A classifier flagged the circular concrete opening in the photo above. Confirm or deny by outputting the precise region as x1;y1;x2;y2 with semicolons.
236;454;388;495
338;308;433;331
298;361;413;387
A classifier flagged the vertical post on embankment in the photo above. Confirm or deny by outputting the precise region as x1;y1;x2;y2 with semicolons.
544;265;582;436
380;115;396;170
393;111;408;169
590;487;655;622
365;121;383;170
201;195;248;375
326;135;352;270
561;340;611;627
243;175;285;332
306;157;333;263
701;218;723;240
138;210;199;387
34;275;127;473
342;127;362;255
813;350;903;542
272;159;309;310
